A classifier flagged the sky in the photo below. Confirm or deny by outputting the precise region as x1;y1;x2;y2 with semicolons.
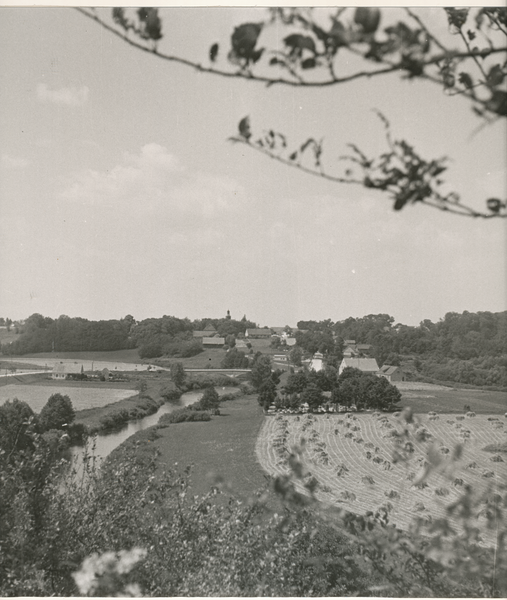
0;7;506;328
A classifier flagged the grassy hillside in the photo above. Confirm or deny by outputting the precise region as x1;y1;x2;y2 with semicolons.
154;394;267;500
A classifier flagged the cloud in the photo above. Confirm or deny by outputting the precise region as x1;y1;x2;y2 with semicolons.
36;83;89;107
61;143;246;219
1;154;30;169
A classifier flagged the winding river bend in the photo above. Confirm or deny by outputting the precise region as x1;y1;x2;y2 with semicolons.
69;388;239;464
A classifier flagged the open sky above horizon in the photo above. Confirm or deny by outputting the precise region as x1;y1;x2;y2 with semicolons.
0;7;506;328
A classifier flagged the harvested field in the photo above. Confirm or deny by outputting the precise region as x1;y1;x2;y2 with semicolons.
256;411;506;545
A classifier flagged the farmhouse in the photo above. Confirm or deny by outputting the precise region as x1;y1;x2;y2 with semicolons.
202;337;225;347
339;357;379;376
245;328;272;339
378;365;405;382
308;351;325;372
235;339;249;350
51;363;83;380
343;342;373;358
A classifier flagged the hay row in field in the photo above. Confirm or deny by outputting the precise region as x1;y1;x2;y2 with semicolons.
256;412;506;546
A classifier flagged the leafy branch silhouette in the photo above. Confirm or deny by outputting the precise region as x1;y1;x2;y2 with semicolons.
77;7;507;218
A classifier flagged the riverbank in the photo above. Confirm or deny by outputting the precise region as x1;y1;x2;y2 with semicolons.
74;372;177;434
152;393;268;501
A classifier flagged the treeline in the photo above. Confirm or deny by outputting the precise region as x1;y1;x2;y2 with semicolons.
295;311;507;388
297;311;507;361
131;313;257;359
1;312;258;358
1;314;136;355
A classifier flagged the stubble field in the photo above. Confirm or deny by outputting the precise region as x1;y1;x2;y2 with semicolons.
256;410;506;545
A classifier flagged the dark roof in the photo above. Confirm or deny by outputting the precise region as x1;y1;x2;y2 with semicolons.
380;365;399;375
246;328;272;336
52;363;82;374
341;358;379;372
202;337;225;345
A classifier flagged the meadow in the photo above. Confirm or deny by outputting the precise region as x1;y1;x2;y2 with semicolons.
153;394;268;500
396;381;507;414
0;383;138;413
256;409;506;546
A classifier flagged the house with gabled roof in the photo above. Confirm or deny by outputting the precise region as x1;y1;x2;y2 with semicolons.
202;337;225;347
52;363;83;380
339;357;379;376
245;328;272;339
378;365;405;382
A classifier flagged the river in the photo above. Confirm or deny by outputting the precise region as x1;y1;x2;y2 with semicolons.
69;387;239;466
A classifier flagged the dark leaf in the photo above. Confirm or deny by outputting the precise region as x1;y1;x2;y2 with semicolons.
445;8;469;33
486;198;504;213
238;116;251;140
354;8;381;34
487;64;505;87
251;48;264;64
231;22;263;60
289;151;298;161
144;8;162;41
283;34;317;54
301;57;317;70
458;72;474;89
486;90;507;116
209;43;219;62
327;19;349;51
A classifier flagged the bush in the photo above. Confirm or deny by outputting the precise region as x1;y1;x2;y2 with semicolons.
99;409;130;431
39;393;75;432
138;342;163;358
157;409;211;426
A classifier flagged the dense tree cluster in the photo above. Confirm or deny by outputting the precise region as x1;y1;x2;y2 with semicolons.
190;314;257;338
294;311;507;388
1;314;135;355
221;347;250;369
271;366;401;413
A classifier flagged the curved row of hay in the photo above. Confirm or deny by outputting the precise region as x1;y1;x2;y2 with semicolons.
256;412;506;545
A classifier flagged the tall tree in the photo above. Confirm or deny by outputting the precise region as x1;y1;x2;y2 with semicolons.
39;394;75;432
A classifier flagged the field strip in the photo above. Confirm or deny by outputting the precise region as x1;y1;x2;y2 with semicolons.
256;413;506;545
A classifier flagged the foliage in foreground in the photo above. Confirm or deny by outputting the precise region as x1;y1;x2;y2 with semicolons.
1;406;506;597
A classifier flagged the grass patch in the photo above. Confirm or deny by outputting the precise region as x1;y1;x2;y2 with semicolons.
153;394;267;500
398;384;507;414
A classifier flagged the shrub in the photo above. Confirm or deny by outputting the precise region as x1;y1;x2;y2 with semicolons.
162;388;183;402
100;409;129;431
157;409;211;426
39;393;75;432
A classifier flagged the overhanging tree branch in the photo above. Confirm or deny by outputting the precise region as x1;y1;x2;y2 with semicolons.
77;6;507;219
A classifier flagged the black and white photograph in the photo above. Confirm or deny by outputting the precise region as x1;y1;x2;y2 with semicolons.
0;5;506;597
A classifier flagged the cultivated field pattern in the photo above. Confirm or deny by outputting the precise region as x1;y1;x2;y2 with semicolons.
256;411;506;545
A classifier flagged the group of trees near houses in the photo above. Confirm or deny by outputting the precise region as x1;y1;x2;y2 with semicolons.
259;366;402;412
0;312;258;360
2;310;506;388
296;311;507;388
